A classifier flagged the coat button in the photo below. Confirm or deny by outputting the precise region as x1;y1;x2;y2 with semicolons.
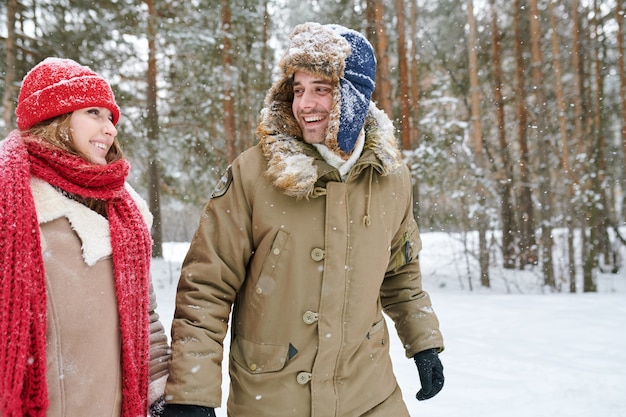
310;248;325;261
302;311;319;325
296;372;312;384
249;363;257;371
273;247;280;255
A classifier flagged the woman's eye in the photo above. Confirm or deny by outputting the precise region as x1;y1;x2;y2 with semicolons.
87;108;100;115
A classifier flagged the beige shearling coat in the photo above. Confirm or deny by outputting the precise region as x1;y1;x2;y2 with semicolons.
26;178;170;417
165;103;444;416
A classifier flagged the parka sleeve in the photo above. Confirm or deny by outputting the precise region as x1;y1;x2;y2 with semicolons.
380;167;444;358
165;154;256;407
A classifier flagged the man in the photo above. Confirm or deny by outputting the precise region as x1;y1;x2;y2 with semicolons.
163;22;444;417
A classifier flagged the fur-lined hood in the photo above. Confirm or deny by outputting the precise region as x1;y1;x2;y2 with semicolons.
254;22;403;199
256;101;404;199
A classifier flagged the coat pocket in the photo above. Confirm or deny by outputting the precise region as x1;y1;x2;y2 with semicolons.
230;335;289;374
366;317;387;345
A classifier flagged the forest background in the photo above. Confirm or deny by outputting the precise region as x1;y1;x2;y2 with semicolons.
1;0;625;293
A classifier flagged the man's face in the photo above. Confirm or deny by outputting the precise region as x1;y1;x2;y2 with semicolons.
292;71;334;145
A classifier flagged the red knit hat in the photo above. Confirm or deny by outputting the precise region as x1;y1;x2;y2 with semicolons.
15;57;120;130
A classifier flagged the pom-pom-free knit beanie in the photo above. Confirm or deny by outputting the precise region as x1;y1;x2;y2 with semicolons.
15;57;120;130
263;22;376;157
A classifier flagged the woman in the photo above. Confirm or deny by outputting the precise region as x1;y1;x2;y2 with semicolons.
0;58;169;417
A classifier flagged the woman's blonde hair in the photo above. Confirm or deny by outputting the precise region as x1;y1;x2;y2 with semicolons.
25;112;124;164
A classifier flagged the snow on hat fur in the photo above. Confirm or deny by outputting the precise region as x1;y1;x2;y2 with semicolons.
16;57;120;130
268;22;376;157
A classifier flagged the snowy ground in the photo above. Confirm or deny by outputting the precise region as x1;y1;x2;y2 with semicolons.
152;231;626;417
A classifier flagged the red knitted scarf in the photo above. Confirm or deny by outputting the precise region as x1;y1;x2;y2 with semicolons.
0;131;152;417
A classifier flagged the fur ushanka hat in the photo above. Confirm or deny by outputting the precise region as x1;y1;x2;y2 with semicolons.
15;57;120;130
263;22;377;158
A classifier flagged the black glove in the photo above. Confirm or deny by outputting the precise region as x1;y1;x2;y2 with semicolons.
413;348;444;401
161;404;217;417
149;396;166;417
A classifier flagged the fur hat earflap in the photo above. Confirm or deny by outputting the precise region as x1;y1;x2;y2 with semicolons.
328;24;377;156
16;57;120;130
261;22;376;159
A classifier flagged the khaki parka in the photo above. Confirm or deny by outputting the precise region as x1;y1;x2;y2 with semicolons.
165;103;444;417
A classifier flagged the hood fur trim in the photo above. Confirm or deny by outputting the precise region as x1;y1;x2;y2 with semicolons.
258;102;403;199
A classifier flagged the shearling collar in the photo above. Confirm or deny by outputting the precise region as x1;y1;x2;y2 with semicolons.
257;101;404;199
30;177;152;266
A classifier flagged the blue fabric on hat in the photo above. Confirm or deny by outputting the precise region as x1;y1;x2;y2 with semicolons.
327;25;376;154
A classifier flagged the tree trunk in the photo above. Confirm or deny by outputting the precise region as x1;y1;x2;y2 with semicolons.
583;224;599;292
567;222;577;292
221;0;237;163
467;0;490;287
261;1;271;90
489;0;516;269
409;0;421;221
145;0;163;258
528;0;555;289
617;0;626;222
570;0;586;158
396;0;411;152
570;0;588;291
592;0;611;268
550;0;573;182
582;0;606;292
514;0;537;269
3;0;18;134
550;0;576;289
581;0;607;293
366;0;393;116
